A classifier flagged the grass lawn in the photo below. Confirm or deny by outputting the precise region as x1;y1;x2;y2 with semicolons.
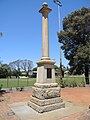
0;78;36;88
56;76;86;87
0;76;89;88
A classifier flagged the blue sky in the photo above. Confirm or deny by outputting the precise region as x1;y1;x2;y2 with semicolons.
0;0;90;67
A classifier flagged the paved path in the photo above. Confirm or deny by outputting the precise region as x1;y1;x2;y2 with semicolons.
10;101;86;120
0;87;90;120
61;88;90;106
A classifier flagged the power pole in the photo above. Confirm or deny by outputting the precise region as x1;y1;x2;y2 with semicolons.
53;0;63;81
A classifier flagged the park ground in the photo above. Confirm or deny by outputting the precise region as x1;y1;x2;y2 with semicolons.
0;87;90;120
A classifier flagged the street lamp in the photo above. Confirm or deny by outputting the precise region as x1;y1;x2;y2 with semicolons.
53;0;63;81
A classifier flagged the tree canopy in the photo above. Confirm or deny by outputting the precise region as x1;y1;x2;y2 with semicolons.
9;59;33;77
58;7;90;84
0;32;3;37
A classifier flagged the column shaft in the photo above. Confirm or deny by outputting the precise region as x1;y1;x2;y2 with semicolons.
42;14;49;59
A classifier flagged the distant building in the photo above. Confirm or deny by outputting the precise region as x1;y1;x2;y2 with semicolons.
29;71;37;78
64;71;69;76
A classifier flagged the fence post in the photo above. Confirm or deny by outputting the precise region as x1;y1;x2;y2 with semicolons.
7;78;8;88
74;76;75;81
27;78;28;87
17;78;19;87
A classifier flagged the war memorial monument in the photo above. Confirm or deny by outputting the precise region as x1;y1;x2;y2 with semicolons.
28;2;65;113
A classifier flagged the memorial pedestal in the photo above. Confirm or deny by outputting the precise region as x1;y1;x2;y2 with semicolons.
28;83;65;113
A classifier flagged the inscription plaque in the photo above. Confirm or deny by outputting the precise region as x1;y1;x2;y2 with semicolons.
47;68;52;78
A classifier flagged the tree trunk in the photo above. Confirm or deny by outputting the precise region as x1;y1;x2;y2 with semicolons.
85;64;89;84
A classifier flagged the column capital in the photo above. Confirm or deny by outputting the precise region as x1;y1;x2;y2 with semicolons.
39;2;52;15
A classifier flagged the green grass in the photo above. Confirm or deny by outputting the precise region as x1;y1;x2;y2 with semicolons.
0;78;36;88
56;76;86;87
0;76;89;88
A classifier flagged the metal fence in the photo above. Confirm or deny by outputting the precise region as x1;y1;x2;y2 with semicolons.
0;78;36;88
56;76;90;87
0;76;90;88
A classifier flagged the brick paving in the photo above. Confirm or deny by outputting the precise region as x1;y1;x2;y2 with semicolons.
61;88;90;106
60;88;90;120
0;91;32;120
0;87;90;120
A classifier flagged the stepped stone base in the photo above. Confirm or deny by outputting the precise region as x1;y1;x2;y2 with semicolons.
30;96;63;106
28;83;65;113
28;100;65;113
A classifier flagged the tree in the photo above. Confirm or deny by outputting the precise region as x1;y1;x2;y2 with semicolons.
0;59;2;67
9;59;33;77
58;7;90;84
20;59;33;76
54;65;59;70
33;67;37;71
0;64;9;78
9;60;21;78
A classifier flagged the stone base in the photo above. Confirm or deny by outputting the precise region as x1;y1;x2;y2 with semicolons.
28;100;65;113
28;83;65;113
30;96;63;106
32;86;61;100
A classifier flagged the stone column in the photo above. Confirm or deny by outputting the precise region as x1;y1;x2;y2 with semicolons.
28;2;65;113
39;2;51;60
